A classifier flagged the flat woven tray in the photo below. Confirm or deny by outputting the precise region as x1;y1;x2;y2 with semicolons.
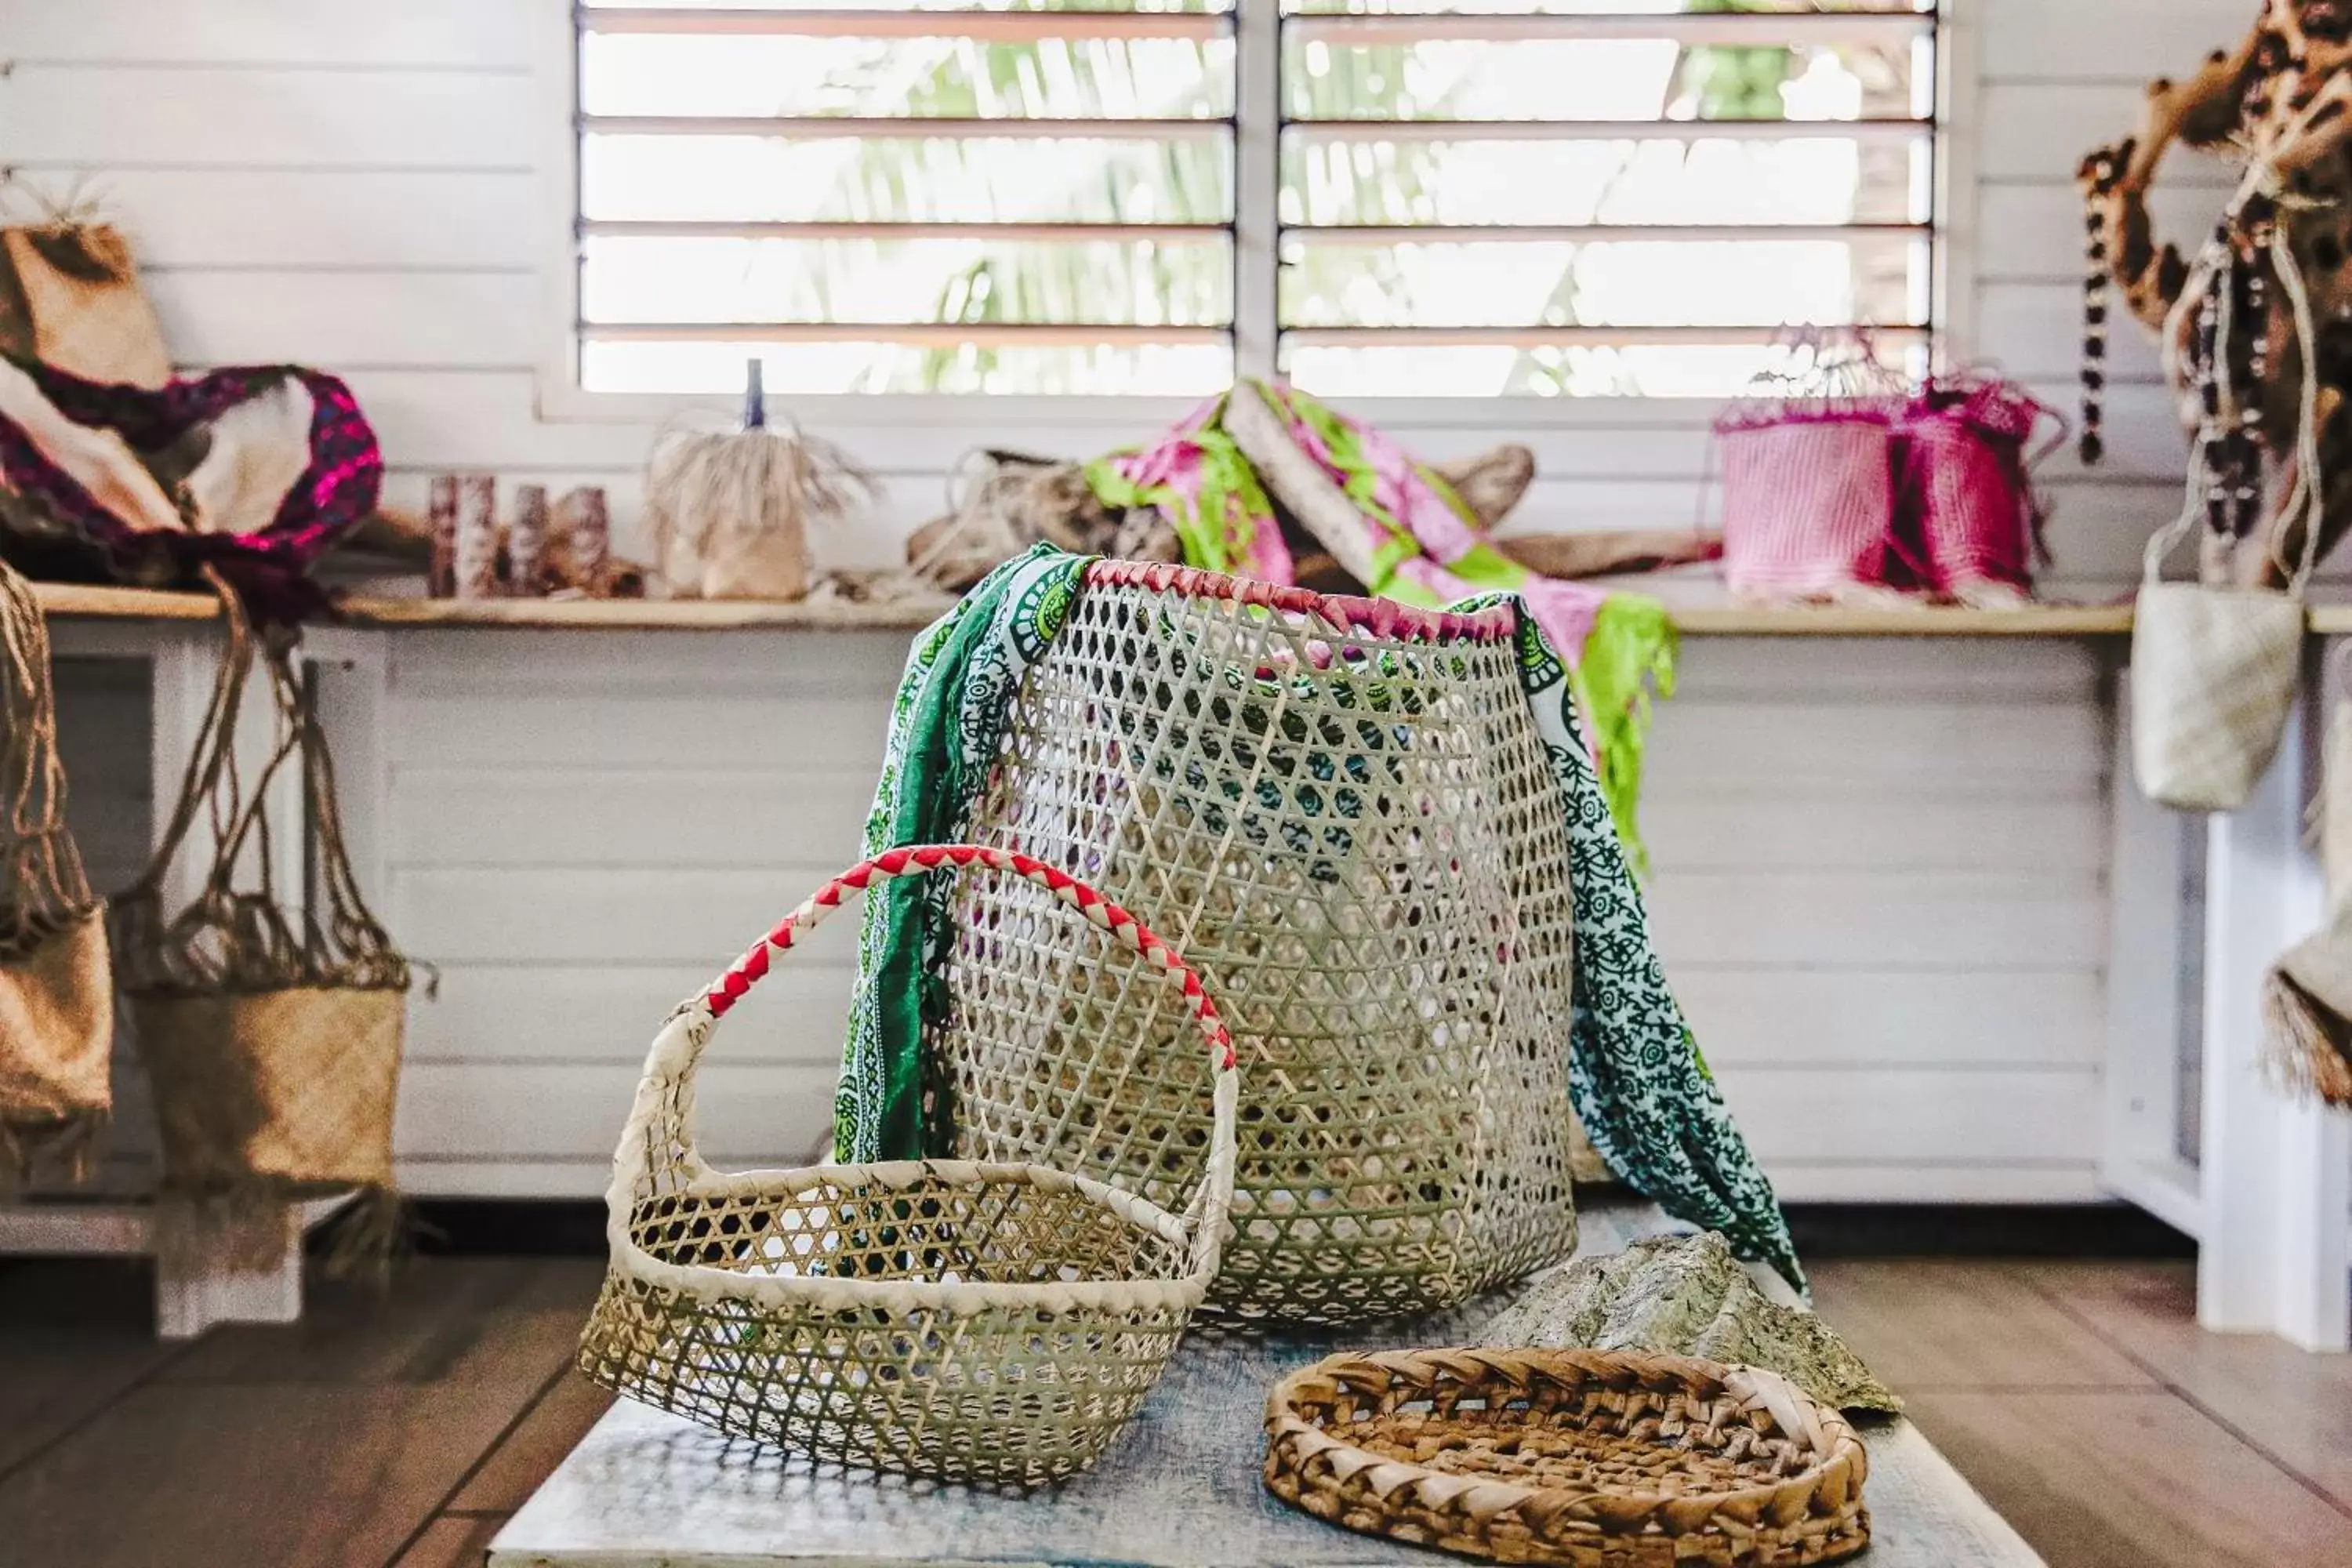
1265;1347;1869;1568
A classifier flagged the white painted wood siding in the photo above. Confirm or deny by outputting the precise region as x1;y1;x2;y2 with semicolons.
5;0;2221;1203
0;0;2259;590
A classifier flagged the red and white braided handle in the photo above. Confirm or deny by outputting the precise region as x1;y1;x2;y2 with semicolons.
704;843;1235;1072
608;844;1240;1314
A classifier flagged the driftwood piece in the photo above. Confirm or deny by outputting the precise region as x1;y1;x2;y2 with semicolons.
1221;382;1392;589
1496;529;1723;581
2080;2;2352;585
904;450;1173;592
1431;444;1537;529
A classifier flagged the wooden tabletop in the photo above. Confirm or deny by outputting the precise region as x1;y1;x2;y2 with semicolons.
491;1196;2043;1568
32;580;2134;638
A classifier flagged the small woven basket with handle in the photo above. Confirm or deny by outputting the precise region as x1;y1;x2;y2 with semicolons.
579;844;1240;1486
1265;1347;1870;1568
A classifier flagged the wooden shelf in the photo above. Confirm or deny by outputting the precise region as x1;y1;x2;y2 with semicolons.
336;593;956;631
1668;602;2134;637
34;582;221;621
31;580;2137;637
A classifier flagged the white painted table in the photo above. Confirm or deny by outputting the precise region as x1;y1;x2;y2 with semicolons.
492;1198;2043;1567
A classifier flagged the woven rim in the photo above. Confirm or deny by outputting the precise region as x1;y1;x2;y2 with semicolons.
1084;557;1518;644
605;843;1240;1316
1265;1347;1868;1562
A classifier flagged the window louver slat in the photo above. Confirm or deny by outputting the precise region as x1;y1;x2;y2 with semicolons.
570;1;1941;397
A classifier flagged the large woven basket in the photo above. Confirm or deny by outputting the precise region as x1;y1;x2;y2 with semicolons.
1265;1347;1870;1567
941;561;1580;1323
579;844;1239;1486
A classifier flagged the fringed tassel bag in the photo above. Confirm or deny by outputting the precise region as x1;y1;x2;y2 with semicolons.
2262;645;2352;1109
0;561;113;1180
111;580;412;1247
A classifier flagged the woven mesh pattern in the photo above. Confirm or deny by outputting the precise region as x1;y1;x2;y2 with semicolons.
135;988;403;1197
0;562;112;1174
2131;582;2305;812
581;1160;1202;1483
581;845;1237;1486
942;565;1580;1323
1265;1348;1870;1567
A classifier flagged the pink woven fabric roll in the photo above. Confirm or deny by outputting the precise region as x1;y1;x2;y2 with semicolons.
1899;381;2047;600
1718;417;1894;600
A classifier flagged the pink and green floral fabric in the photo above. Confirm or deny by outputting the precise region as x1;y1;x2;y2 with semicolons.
1089;383;1676;868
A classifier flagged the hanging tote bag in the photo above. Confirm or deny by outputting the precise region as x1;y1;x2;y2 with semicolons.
579;844;1238;1485
938;564;1582;1325
2132;501;2314;812
0;562;112;1179
111;579;412;1229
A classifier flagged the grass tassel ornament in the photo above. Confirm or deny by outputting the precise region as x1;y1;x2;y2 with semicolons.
644;361;875;601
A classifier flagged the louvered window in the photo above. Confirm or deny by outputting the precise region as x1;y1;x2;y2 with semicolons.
567;1;1940;398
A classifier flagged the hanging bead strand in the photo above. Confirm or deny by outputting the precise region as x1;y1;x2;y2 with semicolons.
2079;154;2116;466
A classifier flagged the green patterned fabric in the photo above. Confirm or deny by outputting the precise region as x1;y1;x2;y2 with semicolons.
1568;595;1679;876
836;546;1087;1163
838;546;1803;1290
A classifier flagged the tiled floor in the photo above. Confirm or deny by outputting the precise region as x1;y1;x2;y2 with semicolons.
2;1251;2349;1567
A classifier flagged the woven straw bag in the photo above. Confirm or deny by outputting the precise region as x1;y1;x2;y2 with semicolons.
2132;501;2314;813
0;220;171;388
112;580;412;1214
1265;1348;1870;1567
939;562;1580;1325
579;844;1240;1486
0;562;112;1180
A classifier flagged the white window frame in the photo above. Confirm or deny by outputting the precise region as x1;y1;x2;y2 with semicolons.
531;0;1976;435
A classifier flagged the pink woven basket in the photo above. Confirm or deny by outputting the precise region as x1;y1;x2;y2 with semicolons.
1898;379;2053;602
1718;416;1896;600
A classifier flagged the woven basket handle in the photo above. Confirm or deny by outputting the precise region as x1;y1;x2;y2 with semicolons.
621;843;1237;1201
0;562;94;953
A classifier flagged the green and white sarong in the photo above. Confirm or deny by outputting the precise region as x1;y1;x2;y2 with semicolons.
836;546;1803;1290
